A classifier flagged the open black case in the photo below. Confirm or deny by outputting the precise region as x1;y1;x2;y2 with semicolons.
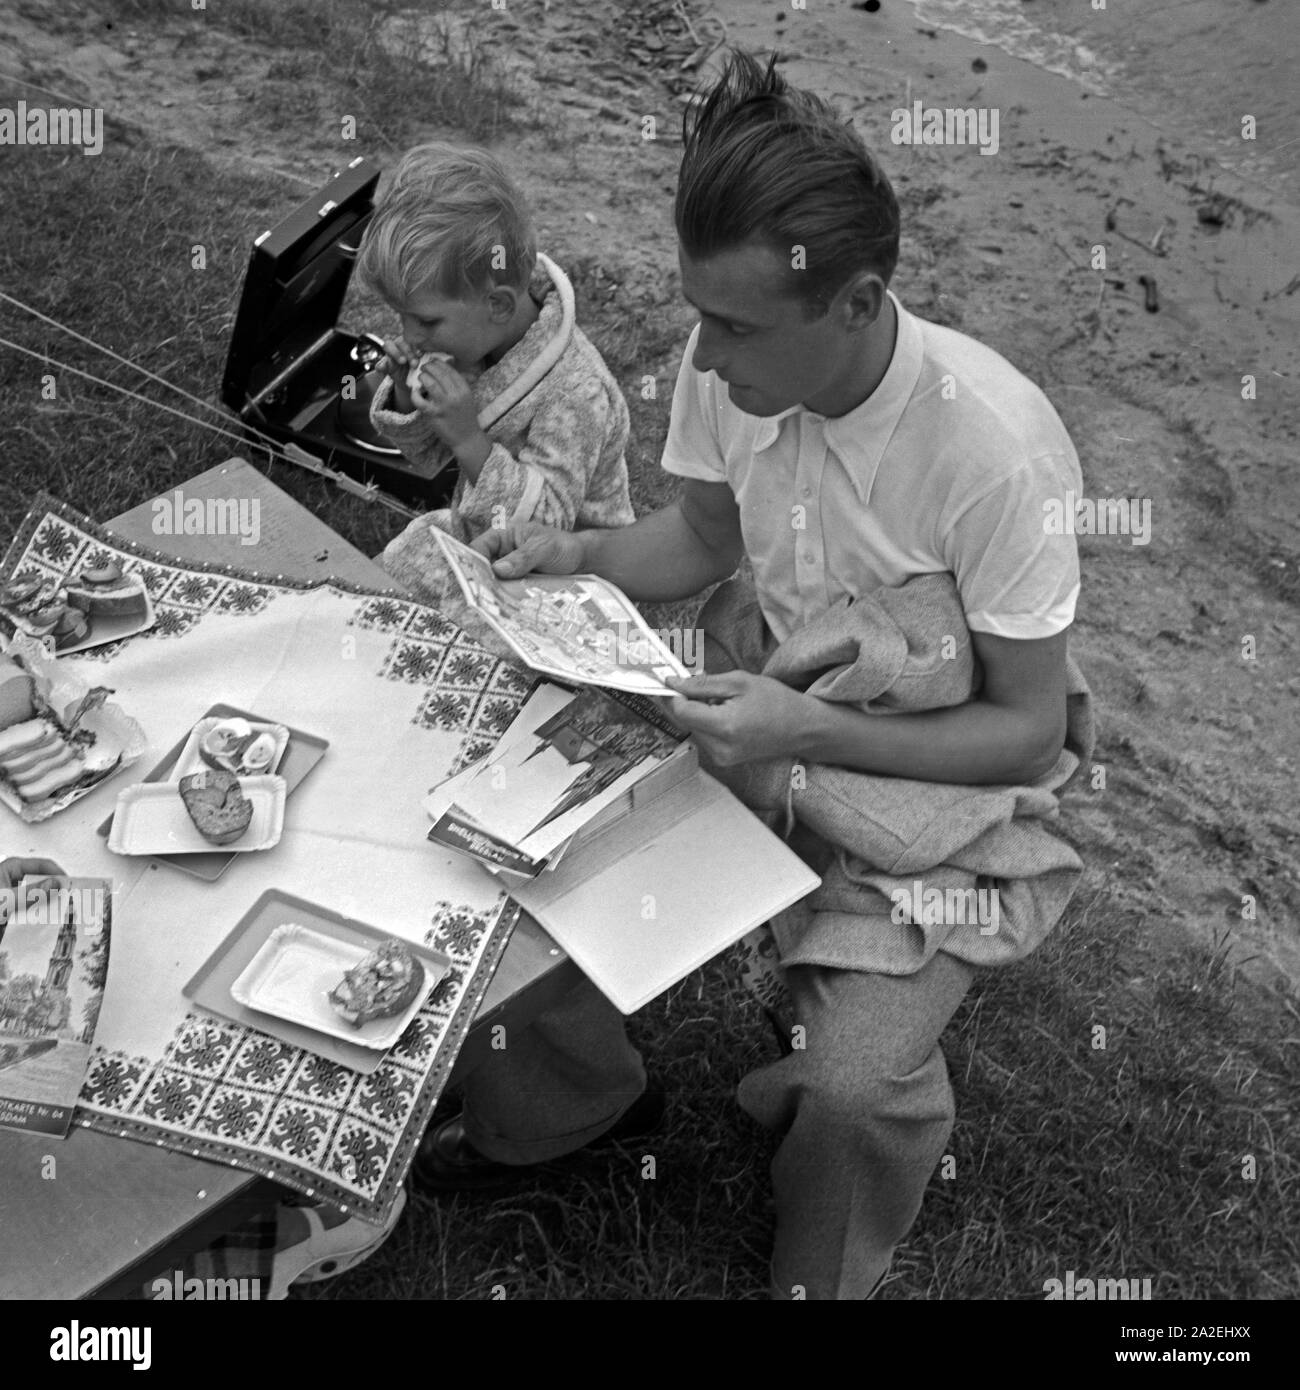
221;155;455;512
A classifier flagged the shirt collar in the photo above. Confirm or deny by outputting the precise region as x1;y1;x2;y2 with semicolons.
752;291;924;506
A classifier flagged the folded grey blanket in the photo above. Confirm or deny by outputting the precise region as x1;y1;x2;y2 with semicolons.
698;574;1095;973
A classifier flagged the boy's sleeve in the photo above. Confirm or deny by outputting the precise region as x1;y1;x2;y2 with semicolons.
942;452;1081;639
660;326;728;483
454;376;621;533
370;374;452;479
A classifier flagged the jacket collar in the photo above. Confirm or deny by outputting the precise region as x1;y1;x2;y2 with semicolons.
474;252;576;429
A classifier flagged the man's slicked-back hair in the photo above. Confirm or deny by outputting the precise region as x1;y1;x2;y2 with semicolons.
675;50;900;315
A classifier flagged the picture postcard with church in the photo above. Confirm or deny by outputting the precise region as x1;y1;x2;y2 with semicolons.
425;682;685;877
0;877;111;1137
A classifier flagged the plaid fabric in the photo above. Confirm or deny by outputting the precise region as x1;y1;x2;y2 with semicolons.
126;1211;277;1301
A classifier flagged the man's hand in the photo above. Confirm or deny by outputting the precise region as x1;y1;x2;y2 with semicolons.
664;672;809;766
472;522;589;578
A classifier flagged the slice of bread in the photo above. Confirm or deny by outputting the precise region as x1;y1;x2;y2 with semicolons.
328;939;425;1028
10;740;80;789
0;716;53;763
2;726;64;776
16;750;86;802
178;767;254;845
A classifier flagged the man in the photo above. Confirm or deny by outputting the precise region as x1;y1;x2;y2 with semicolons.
414;50;1085;1301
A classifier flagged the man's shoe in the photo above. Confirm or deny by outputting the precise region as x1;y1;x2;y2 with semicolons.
412;1086;665;1194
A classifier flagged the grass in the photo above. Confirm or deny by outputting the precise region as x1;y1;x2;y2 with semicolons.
0;132;413;558
1;2;1297;1301
299;875;1299;1300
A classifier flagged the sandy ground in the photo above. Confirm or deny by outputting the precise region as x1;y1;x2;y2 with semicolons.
1;0;1297;990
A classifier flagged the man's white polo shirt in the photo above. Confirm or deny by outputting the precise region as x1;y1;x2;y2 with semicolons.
660;292;1081;642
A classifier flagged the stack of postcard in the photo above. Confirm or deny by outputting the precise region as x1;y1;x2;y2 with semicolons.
425;682;689;881
0;877;111;1137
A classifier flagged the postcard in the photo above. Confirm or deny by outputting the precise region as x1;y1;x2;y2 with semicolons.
424;683;686;872
0;877;111;1137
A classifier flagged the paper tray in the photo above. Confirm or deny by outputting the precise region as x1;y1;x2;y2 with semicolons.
107;775;286;856
231;922;435;1050
183;889;453;1075
97;703;328;881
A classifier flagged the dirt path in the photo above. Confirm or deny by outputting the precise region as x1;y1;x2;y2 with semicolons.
3;0;1296;986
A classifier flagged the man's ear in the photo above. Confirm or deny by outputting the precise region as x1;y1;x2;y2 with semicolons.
838;271;887;333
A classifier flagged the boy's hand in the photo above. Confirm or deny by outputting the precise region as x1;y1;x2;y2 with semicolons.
408;357;487;461
383;336;418;413
663;672;810;766
473;522;587;578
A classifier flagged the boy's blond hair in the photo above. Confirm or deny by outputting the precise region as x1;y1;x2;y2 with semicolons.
357;142;537;305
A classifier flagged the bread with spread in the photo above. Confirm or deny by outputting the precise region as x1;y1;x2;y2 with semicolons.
64;562;150;619
178;767;254;844
327;939;425;1028
2;561;147;649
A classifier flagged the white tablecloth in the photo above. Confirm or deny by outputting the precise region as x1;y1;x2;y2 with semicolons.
3;498;533;1218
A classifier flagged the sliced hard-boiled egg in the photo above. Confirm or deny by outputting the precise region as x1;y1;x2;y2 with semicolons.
198;718;254;771
240;732;277;772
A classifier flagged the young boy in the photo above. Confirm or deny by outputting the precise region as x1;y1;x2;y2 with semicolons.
357;142;635;605
417;53;1092;1301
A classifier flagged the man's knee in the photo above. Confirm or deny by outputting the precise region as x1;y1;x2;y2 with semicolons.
787;1044;956;1131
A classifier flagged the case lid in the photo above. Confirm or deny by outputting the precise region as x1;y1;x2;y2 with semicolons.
221;155;381;413
510;763;821;1014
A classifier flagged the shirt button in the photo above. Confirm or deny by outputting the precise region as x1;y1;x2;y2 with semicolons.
801;486;812;499
801;551;814;565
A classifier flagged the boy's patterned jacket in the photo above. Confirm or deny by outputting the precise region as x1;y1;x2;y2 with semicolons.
371;253;635;570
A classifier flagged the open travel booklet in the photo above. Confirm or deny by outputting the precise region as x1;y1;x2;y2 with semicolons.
0;877;111;1137
432;529;690;696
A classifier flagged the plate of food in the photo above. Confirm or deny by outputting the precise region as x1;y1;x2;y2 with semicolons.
173;716;290;781
230;922;437;1050
97;704;329;880
0;634;146;822
107;770;286;855
182;891;453;1072
0;561;156;656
